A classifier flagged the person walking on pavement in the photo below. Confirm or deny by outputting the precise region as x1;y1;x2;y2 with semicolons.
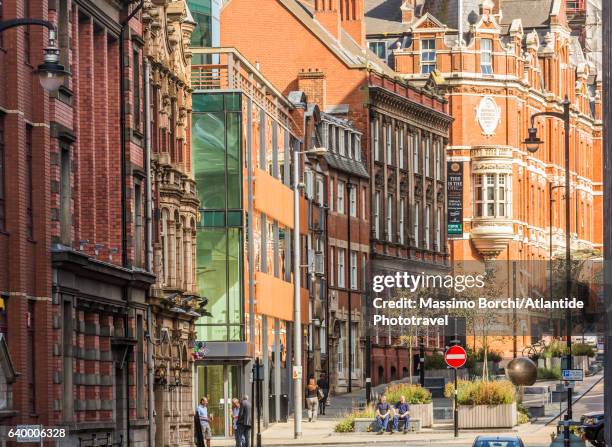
316;372;329;415
231;398;242;447
237;394;252;447
197;397;213;447
305;377;320;422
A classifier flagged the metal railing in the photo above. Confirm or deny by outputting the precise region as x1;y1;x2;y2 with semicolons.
190;47;294;130
566;0;585;13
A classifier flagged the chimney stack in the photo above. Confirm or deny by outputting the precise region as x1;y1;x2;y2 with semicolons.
298;69;327;109
401;0;416;23
340;0;366;47
314;0;342;41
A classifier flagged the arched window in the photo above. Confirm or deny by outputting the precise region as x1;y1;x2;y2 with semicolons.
161;208;170;285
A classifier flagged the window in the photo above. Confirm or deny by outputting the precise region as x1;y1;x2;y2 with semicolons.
350;323;357;371
421;39;436;73
386;125;393;164
26;125;33;239
337;323;345;373
59;144;72;244
413;203;420;247
337;181;345;214
161;209;169;284
134;182;143;266
399;198;405;244
319;326;326;355
374;191;380;239
349;185;357;217
369;41;387;60
316;175;325;205
362;254;367;290
372;119;380;162
481;38;493;75
329;178;334;210
424;135;431;177
436;207;442;250
474;173;511;218
350;251;357;290
0;114;4;232
328;124;334;150
386;195;393;241
435;139;442;179
412;133;420;173
425;205;431;250
133;49;141;130
27;300;36;414
344;130;350;157
339;129;345;156
329;248;335;286
399;128;405;169
337;248;345;288
304;170;314;199
361;186;366;219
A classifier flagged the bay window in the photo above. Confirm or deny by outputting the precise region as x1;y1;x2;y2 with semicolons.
474;173;511;218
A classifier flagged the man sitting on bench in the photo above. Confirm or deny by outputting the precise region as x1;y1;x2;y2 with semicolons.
375;395;392;434
393;395;410;433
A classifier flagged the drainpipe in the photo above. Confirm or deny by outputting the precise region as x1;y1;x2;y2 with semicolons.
144;57;155;447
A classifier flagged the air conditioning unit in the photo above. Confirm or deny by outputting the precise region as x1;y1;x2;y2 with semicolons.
314;251;324;276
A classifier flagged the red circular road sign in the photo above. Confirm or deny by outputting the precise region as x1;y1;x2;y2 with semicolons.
445;345;467;369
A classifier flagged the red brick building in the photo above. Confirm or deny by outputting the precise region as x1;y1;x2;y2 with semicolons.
219;0;452;388
0;0;158;444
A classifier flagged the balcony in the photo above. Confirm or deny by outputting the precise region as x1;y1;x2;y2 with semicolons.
566;0;586;14
190;47;294;128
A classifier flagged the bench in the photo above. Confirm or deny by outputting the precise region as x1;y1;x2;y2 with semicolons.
353;417;421;433
424;377;446;398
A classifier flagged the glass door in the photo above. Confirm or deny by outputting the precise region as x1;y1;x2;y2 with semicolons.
197;364;242;438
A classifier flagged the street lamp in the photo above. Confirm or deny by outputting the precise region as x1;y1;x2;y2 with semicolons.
0;19;69;93
523;96;573;447
293;145;327;439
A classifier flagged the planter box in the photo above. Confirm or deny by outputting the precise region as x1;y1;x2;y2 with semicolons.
550;357;562;369
458;403;517;428
573;356;590;372
409;403;433;428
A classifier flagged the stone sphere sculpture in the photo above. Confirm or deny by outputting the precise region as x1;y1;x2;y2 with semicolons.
506;357;537;386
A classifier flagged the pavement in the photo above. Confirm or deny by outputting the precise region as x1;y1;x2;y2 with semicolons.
210;371;604;447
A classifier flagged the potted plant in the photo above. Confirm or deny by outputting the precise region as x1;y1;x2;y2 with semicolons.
444;379;517;428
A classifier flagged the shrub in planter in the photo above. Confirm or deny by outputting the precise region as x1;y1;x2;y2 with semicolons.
385;384;433;404
544;340;568;358
444;379;515;405
537;366;561;380
334;405;376;433
572;343;596;358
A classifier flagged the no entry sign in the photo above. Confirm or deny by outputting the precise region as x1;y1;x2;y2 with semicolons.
445;345;467;369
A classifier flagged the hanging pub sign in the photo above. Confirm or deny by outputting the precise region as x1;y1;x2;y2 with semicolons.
447;161;463;236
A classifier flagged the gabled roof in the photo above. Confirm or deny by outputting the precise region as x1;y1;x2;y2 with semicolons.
499;0;554;31
365;0;408;35
410;12;448;31
421;0;483;31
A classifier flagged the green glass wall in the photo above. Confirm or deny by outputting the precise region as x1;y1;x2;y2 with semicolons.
193;92;244;341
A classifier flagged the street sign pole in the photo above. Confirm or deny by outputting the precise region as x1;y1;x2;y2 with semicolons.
454;366;458;438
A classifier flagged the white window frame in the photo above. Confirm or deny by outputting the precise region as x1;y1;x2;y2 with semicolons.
412;133;419;174
386;195;393;242
316;175;325;205
435;139;442;179
339;129;345;156
424;135;431;177
373;119;380;162
481;38;493;75
425;204;431;250
337;323;345;374
319;325;326;355
386;124;393;164
374;191;381;239
350;323;357;371
474;173;511;218
369;40;387;61
413;203;420;248
337;180;345;214
399;198;405;244
349;185;357;217
421;38;436;74
350;250;358;290
361;186;366;219
329;177;334;210
337;248;346;288
436;207;442;250
399;128;405;170
329;247;335;286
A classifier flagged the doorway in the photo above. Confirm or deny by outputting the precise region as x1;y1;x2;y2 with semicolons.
196;364;241;438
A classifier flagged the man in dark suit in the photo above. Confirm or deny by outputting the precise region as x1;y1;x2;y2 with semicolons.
237;394;252;447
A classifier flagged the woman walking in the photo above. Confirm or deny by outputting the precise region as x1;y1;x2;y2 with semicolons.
305;377;320;422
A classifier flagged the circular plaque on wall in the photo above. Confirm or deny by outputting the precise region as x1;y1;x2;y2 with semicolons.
476;96;501;136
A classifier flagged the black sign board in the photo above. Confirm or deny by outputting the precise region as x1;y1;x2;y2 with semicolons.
447;161;463;236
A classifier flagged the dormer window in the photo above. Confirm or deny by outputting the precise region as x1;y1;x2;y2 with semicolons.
369;41;387;61
481;38;493;75
421;39;436;74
